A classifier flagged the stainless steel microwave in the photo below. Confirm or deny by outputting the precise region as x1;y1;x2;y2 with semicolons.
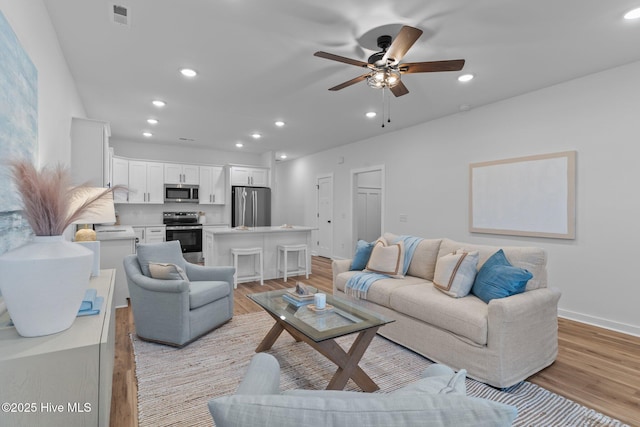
164;184;199;203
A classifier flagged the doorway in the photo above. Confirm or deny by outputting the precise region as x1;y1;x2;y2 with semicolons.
352;166;384;251
316;174;333;258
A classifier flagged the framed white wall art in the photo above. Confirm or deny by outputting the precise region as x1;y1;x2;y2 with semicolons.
469;151;576;239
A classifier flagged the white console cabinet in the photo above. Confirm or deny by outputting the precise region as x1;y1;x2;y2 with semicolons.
0;270;116;427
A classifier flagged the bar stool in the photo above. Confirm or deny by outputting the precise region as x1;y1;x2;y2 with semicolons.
277;244;309;282
231;247;264;289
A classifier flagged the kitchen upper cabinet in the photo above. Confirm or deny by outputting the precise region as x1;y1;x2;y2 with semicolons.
164;163;199;185
128;161;164;204
199;166;226;205
230;166;269;187
71;117;110;187
111;156;129;203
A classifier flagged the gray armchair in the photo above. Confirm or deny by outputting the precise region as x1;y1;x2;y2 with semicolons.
123;241;234;347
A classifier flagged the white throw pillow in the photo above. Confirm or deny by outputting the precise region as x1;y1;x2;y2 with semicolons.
433;250;479;298
148;262;189;281
365;238;405;278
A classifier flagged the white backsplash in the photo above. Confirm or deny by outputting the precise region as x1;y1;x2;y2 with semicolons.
115;203;227;226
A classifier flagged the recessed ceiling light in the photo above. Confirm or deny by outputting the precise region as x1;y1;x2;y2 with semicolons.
275;121;285;127
147;118;158;125
624;7;640;19
366;111;377;118
143;132;153;137
280;154;287;159
251;133;261;139
458;74;474;82
180;68;197;77
152;100;166;107
235;143;243;148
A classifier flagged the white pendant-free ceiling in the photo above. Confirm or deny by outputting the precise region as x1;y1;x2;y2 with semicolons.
43;0;640;160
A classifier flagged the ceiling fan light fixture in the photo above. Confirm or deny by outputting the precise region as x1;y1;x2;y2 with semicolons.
367;68;401;89
458;73;474;82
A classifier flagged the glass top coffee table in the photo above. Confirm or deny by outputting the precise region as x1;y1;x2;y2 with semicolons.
248;288;394;392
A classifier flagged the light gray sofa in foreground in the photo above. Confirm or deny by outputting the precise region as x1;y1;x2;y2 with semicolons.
333;235;562;388
208;353;517;427
123;241;235;347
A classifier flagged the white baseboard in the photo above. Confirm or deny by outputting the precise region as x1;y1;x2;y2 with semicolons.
558;309;640;338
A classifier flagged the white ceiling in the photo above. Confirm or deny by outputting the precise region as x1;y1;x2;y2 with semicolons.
43;0;640;160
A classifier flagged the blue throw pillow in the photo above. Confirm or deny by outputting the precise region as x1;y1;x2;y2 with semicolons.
472;249;533;304
350;240;375;271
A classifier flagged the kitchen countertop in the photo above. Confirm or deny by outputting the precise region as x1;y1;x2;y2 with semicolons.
205;225;315;235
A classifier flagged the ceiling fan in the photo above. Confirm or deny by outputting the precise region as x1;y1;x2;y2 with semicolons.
314;25;465;97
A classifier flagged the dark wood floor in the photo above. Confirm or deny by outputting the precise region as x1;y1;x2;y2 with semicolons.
110;256;640;427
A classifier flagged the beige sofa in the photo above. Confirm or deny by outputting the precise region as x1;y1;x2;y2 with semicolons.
332;235;561;388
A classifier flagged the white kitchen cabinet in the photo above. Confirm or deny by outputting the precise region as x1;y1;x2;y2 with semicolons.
230;166;269;187
71;117;110;187
145;226;166;243
100;238;136;307
111;156;129;203
164;163;199;185
128;161;164;204
199;166;226;205
133;226;166;245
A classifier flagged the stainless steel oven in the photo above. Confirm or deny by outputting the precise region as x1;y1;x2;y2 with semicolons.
163;212;202;263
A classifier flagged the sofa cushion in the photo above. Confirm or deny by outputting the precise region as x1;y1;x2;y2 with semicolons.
383;233;442;281
438;238;547;290
189;281;231;309
209;394;517;427
472;264;533;304
148;262;189;281
433;250;479;298
336;271;428;308
365;239;405;278
390;283;489;346
351;240;375;270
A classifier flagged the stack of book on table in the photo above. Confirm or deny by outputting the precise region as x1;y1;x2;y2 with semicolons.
282;285;317;308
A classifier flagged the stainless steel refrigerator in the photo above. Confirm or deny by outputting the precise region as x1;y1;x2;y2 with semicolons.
232;186;271;227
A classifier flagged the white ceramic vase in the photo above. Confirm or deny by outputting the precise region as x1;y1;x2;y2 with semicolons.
0;235;93;337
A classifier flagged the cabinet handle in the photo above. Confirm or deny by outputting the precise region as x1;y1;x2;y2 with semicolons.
142;229;145;240
212;194;215;203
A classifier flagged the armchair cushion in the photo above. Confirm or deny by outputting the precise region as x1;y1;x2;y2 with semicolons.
148;262;189;281
136;241;187;277
189;281;232;309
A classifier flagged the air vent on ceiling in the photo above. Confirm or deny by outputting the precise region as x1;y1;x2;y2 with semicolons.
178;137;195;142
109;4;130;27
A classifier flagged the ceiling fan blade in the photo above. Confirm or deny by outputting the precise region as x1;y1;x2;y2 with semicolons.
328;74;369;91
314;51;370;68
400;59;465;73
382;26;424;64
390;81;409;97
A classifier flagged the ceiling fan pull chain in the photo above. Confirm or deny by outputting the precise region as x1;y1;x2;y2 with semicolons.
387;90;392;124
381;88;384;128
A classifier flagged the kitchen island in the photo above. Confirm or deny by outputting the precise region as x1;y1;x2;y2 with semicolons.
203;226;315;282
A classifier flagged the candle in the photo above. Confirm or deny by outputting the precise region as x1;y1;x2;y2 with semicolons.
314;293;326;310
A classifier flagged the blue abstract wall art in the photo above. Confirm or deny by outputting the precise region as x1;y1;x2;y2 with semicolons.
0;10;38;255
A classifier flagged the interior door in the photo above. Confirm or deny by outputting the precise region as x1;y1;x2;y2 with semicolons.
316;175;333;258
356;189;382;242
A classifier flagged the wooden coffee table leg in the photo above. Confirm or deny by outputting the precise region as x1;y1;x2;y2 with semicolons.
255;321;286;352
315;327;380;392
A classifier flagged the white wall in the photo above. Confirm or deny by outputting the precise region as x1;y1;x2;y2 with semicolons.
0;1;86;167
274;60;640;337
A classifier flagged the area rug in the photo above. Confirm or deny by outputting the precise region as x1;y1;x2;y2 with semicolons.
133;311;628;427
